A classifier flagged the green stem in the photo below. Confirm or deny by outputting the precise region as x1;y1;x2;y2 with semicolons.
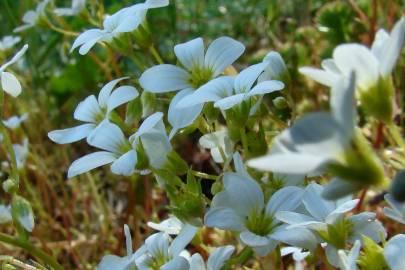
149;45;164;64
44;19;78;37
190;170;218;181
0;233;64;270
221;246;253;270
240;127;250;158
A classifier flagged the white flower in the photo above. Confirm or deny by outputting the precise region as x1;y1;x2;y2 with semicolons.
14;0;51;32
139;36;245;138
281;246;310;270
147;216;184;235
337;240;361;270
383;194;405;224
71;0;169;55
276;183;386;267
259;51;288;81
54;0;86;16
189;245;235;270
0;44;28;97
67;112;171;178
2;113;28;129
176;62;284;112
98;224;143;270
129;112;172;169
299;18;405;90
0;36;21;51
248;73;385;199
48;77;138;144
383;234;405;270
12;138;29;169
199;130;234;163
67;120;136;178
136;225;198;270
204;158;315;256
0;205;12;224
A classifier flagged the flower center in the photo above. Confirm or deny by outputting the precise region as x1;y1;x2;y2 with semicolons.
318;218;354;249
147;252;172;270
245;209;276;236
189;67;213;89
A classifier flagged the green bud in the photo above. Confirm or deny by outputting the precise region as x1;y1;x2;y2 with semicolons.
272;96;288;109
390;170;405;202
359;77;394;123
11;195;35;234
210;181;223;195
3;179;18;194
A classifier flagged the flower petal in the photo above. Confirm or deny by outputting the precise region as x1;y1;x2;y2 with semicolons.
189;253;205;270
168;89;203;137
170;224;198;256
234;63;267;94
73;95;101;122
107;85;139;112
67;151;116;178
271;226;318;251
214;93;246;111
161;256;190;270
204;37;245;76
70;29;104;52
87;120;127;153
299;67;341;87
384;234;405;270
333;44;379;89
111;150;137;176
139;64;191;93
1;72;22;97
48;123;95;144
240;231;270;247
174;38;205;71
207;245;235;270
97;77;129;107
379;17;405;76
176;76;234;108
246;80;284;97
322;178;362;200
204;207;245;231
266;186;304;215
303;183;335;221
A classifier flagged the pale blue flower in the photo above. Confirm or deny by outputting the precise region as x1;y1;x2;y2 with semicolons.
199;130;234;163
281;246;310;270
3;113;28;129
300;17;405;89
14;0;51;32
54;0;86;16
176;61;284;112
204;158;314;256
71;0;169;55
277;183;386;267
189;245;235;270
48;77;138;144
0;44;28;97
0;205;12;224
383;194;405;224
259;51;288;81
139;37;245;138
0;36;21;51
147;216;184;235
384;234;405;270
12;138;29;169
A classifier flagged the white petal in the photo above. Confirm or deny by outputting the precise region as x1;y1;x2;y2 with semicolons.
299;67;341;87
67;151;116;178
170;224;198;256
78;36;105;55
147;216;183;235
48;124;95;144
325;245;340;267
70;29;104;52
240;231;270;247
207;245;235;270
303;183;334;220
204;37;245;76
214;93;246;111
87;120;127;153
246;80;284;97
176;76;234;108
174;38;205;71
1;72;22;97
271;227;318;251
204;207;245;231
168;89;203;135
260;51;287;80
234;63;267;93
114;9;146;33
252;240;278;257
98;255;135;270
98;77;129;107
275;211;316;225
322;178;361;200
384;234;405;270
1;44;28;70
145;0;170;8
222;172;264;216
132;112;165;141
139;64;191;93
383;207;405;224
161;256;190;270
189;253;206;270
326;199;359;224
141;132;172;169
74;95;101;122
333;44;379;89
111;150;137;176
371;29;390;61
107;86;139;112
266;186;304;215
379;17;405;76
247;152;329;174
330;73;356;139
